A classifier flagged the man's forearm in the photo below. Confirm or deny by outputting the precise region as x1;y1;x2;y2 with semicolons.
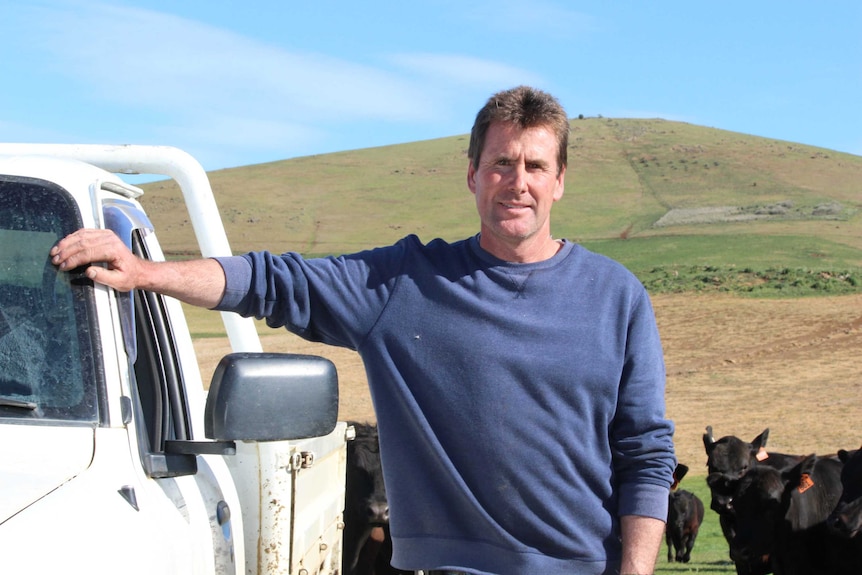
619;514;664;574
138;258;227;309
52;228;227;308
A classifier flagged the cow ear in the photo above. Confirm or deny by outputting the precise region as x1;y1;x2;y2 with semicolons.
762;468;787;502
752;428;769;449
792;455;819;495
796;454;818;477
672;463;689;489
703;426;716;453
838;449;850;463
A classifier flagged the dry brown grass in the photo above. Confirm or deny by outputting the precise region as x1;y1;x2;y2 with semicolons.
189;293;862;476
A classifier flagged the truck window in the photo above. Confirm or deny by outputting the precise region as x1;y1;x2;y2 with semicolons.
0;176;100;423
128;230;195;477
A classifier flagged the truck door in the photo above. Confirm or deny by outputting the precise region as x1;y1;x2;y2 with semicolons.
0;175;231;573
104;200;239;574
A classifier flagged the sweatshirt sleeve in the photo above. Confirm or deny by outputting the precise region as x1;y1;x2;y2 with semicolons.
210;239;408;350
213;255;253;311
612;289;676;520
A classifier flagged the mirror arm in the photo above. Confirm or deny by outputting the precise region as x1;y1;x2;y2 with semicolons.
165;439;237;456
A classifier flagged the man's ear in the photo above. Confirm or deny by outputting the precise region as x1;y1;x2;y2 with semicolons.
553;165;566;201
467;162;477;195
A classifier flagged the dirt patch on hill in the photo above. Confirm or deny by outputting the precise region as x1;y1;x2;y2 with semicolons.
191;293;862;475
652;201;848;227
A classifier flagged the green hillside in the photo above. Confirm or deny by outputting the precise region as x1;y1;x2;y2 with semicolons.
140;118;862;296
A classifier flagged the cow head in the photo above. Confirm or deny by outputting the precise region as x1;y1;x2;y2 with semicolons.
780;454;843;532
344;422;393;575
703;426;770;477
725;465;784;564
706;471;739;515
346;422;390;526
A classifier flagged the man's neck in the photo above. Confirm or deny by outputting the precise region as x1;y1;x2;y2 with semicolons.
478;232;563;263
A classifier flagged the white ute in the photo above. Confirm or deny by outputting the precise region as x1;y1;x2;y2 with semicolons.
0;144;348;574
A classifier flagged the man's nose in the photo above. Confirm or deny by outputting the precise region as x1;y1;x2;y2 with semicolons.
508;163;528;193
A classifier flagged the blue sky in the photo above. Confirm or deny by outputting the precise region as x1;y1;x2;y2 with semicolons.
2;0;860;174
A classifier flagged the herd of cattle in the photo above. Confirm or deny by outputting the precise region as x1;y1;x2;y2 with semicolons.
671;426;862;574
343;422;862;575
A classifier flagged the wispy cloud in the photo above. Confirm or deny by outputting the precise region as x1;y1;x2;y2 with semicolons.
387;53;545;88
4;1;548;167
27;2;434;122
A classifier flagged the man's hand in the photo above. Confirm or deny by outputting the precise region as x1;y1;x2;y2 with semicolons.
50;228;143;292
50;228;227;309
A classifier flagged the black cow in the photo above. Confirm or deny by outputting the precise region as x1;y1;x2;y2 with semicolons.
666;463;705;563
344;422;410;575
703;426;802;478
719;453;852;575
826;448;862;571
829;448;862;537
703;426;804;575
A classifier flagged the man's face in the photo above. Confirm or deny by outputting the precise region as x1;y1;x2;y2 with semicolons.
467;121;565;261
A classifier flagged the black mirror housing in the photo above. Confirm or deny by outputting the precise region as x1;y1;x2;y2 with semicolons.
205;352;339;442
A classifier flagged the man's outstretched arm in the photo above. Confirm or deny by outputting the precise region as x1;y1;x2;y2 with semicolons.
51;228;226;309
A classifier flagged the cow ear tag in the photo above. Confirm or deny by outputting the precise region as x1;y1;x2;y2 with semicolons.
755;447;769;461
797;473;815;493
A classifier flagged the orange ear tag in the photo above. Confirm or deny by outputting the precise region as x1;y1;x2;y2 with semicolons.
797;473;815;493
755;447;769;461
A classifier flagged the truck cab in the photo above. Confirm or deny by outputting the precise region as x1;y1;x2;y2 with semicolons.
0;145;347;574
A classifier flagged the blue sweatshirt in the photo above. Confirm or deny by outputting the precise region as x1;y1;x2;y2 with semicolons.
215;234;675;575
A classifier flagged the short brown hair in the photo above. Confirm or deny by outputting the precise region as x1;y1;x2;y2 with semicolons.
468;86;569;174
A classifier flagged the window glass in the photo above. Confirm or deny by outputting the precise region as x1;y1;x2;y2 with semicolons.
128;230;195;477
0;177;99;422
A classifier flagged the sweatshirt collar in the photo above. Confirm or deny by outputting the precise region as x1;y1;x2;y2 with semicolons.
468;233;575;269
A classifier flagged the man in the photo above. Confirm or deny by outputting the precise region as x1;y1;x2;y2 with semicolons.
52;86;675;574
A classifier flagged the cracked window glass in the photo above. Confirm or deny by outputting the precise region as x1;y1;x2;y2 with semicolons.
0;177;98;422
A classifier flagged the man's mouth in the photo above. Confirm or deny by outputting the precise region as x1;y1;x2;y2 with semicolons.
500;202;530;210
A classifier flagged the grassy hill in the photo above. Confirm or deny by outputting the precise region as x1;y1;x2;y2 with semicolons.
140;118;862;296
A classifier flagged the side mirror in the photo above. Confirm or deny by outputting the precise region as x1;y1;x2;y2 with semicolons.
204;352;339;442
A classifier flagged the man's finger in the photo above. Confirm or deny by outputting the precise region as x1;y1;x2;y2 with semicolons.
51;229;121;270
